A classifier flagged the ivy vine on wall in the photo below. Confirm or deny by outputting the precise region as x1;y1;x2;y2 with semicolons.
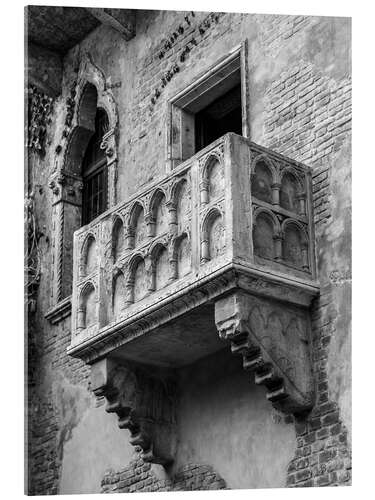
27;85;54;156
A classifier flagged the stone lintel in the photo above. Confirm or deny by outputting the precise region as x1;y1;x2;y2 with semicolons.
45;296;72;324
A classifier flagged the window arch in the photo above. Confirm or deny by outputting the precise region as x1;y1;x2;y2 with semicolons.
82;108;109;225
49;54;119;308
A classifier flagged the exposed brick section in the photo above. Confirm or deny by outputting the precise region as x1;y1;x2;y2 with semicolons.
101;459;226;493
263;57;351;489
127;10;243;191
264;61;351;227
255;15;314;56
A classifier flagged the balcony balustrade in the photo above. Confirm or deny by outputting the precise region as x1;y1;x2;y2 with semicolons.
68;133;319;464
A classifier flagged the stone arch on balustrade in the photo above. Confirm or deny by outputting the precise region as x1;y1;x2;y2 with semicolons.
279;167;305;214
252;206;280;260
112;214;125;261
201;207;226;262
281;218;309;270
171;231;191;278
127;201;146;248
112;267;126;318
149;240;169;290
251;154;278;205
200;152;225;203
78;281;97;329
127;253;147;303
80;232;97;277
149;188;168;236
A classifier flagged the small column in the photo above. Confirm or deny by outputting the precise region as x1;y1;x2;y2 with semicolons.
271;182;281;207
78;260;86;278
145;213;155;238
124;278;134;306
200;234;210;263
199;179;209;205
77;307;85;330
125;227;135;250
273;231;283;261
168;257;178;282
146;257;155;292
297;192;306;216
301;243;309;271
166;200;178;233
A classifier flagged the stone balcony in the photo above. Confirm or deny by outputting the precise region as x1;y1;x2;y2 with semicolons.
68;133;319;464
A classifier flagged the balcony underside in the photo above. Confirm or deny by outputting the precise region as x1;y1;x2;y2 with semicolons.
68;262;318;366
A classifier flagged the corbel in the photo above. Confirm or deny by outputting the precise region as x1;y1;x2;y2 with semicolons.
215;291;314;415
90;358;177;465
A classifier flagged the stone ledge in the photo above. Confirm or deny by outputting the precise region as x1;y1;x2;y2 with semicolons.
45;296;72;324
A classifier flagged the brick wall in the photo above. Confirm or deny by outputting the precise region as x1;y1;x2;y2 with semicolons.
262;58;352;488
123;10;244;196
101;459;226;493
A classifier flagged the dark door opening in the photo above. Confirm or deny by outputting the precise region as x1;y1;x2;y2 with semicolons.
195;83;242;152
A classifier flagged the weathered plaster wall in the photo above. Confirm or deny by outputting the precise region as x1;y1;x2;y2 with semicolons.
175;349;296;489
27;10;351;494
60;404;135;494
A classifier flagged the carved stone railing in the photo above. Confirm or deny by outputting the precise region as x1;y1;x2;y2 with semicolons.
69;133;319;464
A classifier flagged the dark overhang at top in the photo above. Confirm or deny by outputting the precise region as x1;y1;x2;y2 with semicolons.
25;6;136;96
26;6;136;54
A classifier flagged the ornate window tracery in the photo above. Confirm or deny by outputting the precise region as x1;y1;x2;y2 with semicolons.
46;54;119;315
82;108;109;225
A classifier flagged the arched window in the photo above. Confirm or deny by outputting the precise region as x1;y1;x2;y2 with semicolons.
82;108;109;225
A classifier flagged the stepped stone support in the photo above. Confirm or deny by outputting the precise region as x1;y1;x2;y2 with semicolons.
215;291;315;415
91;358;177;465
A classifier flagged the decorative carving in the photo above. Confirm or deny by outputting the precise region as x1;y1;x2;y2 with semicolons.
280;170;303;213
251;157;275;204
79;233;98;278
48;53;119;309
27;85;53;156
253;209;279;260
173;178;191;232
91;359;177;465
112;216;125;261
201;207;225;263
148;189;168;237
215;292;314;415
153;244;170;290
175;234;191;278
77;281;97;330
281;220;309;271
199;147;225;205
133;257;148;303
113;271;125;318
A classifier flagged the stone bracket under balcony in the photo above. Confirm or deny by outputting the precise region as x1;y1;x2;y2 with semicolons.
215;291;315;415
91;357;177;466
